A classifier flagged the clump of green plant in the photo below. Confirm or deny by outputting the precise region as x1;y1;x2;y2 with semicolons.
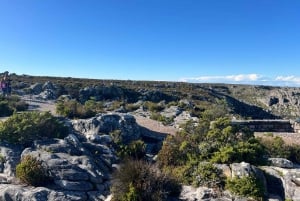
111;159;181;201
193;162;225;188
0;96;28;117
258;136;300;163
16;155;48;186
117;140;146;160
264;132;274;137
157;117;268;187
0;111;68;146
144;101;165;112
56;98;96;119
150;112;174;125
0;100;13;116
0;154;5;163
125;103;140;112
225;175;265;200
108;100;124;111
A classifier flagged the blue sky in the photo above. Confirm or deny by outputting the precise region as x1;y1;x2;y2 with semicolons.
0;0;300;86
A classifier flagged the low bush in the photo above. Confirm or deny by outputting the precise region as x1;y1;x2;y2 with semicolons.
56;99;96;119
150;112;174;125
144;101;165;112
16;155;48;186
0;111;68;146
111;159;181;201
116;140;146;160
125;103;140;112
0;96;28;117
193;162;225;188
0;100;13;116
225;175;265;200
258;136;300;163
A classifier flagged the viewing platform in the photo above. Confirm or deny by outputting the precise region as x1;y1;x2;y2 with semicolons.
231;119;295;133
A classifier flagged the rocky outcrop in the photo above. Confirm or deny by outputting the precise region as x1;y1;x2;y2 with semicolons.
141;90;178;103
26;81;57;100
262;166;300;201
72;113;141;144
30;83;43;95
78;86;140;103
179;186;228;201
0;131;113;200
0;113;145;201
160;106;182;119
268;158;294;168
0;142;23;180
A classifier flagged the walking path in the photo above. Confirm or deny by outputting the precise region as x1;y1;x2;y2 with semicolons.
9;96;178;136
134;115;178;136
22;98;56;115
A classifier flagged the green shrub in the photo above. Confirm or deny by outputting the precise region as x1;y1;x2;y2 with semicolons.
258;136;300;163
150;112;174;125
144;101;165;112
111;159;181;201
122;182;138;201
0;111;68;146
225;176;265;200
192;162;225;188
157;135;186;167
0;101;13;116
0;96;28;117
0;154;5;163
16;155;48;186
56;99;96;119
116;140;146;160
210;139;267;165
125;103;140;112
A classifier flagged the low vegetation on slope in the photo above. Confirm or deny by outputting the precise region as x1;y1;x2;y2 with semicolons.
0;95;28;117
157;116;267;180
16;155;49;186
111;159;181;201
12;73;298;120
0;111;68;146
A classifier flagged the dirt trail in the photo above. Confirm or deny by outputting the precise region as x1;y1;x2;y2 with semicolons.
134;115;178;136
24;99;178;135
22;97;178;136
22;97;56;115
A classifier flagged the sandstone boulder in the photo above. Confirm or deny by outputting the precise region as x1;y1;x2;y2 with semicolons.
72;113;141;144
42;81;55;91
268;158;294;168
30;83;43;95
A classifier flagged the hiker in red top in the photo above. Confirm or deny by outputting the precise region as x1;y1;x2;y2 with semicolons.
1;71;11;97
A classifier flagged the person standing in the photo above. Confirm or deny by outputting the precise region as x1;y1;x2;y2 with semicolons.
1;71;11;96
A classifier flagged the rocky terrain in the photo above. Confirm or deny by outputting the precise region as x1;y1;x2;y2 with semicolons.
1;112;300;200
0;113;148;200
7;73;300;120
1;74;300;201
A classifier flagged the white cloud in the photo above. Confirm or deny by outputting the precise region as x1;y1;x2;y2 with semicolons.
275;76;300;86
179;74;262;83
275;75;300;82
179;74;300;87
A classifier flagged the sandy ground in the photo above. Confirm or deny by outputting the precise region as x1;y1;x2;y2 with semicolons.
24;98;56;115
134;115;178;135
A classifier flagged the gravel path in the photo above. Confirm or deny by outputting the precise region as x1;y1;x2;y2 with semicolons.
134;115;178;135
21;97;56;115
